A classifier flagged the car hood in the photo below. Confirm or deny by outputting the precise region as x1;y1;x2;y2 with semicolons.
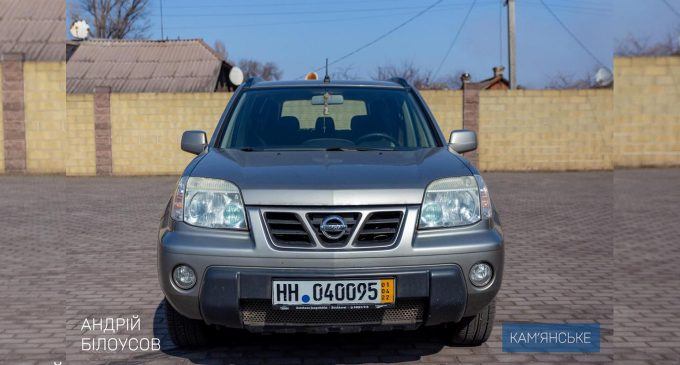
189;148;473;206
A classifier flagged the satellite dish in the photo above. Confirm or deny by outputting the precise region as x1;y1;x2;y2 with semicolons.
229;66;244;86
70;20;90;40
595;67;613;86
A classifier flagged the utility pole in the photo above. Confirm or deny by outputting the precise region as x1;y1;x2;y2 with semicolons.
506;0;517;89
160;0;165;40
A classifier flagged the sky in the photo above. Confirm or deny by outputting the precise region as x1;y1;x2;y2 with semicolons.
100;0;680;88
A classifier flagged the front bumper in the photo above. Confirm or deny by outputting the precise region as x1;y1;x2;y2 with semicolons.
158;205;503;331
199;265;467;332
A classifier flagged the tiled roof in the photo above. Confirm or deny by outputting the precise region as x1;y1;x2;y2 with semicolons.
66;39;231;93
0;0;66;61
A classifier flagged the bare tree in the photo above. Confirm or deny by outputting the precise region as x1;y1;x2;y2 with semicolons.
546;63;615;89
616;28;680;56
68;1;82;25
77;0;151;39
238;59;283;81
329;64;359;80
372;61;432;89
213;40;229;62
428;72;464;90
546;71;596;89
371;61;462;89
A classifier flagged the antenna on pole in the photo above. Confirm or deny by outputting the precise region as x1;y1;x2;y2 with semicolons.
323;58;330;83
160;0;165;40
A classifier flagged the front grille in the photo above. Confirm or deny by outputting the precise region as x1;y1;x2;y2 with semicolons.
307;212;360;246
240;299;425;328
262;208;406;250
263;212;313;247
356;211;403;246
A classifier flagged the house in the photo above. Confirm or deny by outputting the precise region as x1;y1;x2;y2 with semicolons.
66;38;238;93
461;66;510;90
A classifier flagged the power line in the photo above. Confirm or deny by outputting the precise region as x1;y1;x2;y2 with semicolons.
300;0;445;78
162;0;461;9
161;0;493;10
528;0;609;12
551;0;611;6
432;0;477;80
660;0;680;18
539;0;607;67
523;0;611;15
163;9;428;30
162;3;495;30
161;3;456;18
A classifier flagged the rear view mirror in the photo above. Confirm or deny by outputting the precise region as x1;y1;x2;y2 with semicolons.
311;94;344;105
449;130;477;153
181;130;207;155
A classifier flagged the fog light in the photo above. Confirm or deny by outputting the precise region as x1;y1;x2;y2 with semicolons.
469;263;493;287
172;265;196;290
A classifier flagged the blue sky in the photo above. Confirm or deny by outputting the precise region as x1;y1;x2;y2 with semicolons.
140;0;677;87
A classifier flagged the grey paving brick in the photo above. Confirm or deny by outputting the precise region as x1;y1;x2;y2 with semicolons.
0;170;678;364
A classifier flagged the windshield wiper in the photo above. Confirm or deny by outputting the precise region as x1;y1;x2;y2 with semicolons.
240;146;394;152
325;146;394;151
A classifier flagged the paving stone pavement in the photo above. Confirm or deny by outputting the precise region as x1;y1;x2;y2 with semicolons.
0;169;678;365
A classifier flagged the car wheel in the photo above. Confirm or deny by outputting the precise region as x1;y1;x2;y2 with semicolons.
445;300;495;346
164;298;215;348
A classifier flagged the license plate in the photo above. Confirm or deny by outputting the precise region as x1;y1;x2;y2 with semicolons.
272;278;395;309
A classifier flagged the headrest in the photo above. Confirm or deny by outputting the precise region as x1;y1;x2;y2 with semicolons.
350;115;371;131
278;116;300;131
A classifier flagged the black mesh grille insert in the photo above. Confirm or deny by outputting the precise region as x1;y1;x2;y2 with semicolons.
306;212;361;246
264;212;313;247
241;299;425;327
355;211;403;246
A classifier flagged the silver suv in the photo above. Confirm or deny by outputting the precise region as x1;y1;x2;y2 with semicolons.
158;78;503;348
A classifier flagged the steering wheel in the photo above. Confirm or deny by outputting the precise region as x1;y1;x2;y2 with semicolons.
356;133;398;147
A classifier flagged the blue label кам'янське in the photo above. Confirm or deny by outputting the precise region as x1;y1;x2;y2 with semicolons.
502;323;601;353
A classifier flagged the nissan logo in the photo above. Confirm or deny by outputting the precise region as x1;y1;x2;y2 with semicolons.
319;215;348;240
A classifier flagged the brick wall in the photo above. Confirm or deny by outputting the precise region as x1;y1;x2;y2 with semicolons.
109;92;229;175
2;54;26;172
0;65;3;171
65;93;95;175
1;56;678;175
613;57;680;167
23;61;67;173
99;90;462;176
420;90;463;134
478;89;613;171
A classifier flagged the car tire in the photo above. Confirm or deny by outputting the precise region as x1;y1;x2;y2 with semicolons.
164;298;214;348
445;300;495;346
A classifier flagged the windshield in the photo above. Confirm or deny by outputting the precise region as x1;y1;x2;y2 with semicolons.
219;87;438;150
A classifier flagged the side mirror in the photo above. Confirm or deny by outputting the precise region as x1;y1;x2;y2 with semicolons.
449;130;477;153
181;130;207;155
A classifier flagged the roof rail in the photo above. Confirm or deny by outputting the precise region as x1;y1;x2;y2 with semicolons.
243;77;263;88
388;77;410;88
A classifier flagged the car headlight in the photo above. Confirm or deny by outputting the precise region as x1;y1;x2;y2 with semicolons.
419;175;492;229
170;177;247;230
